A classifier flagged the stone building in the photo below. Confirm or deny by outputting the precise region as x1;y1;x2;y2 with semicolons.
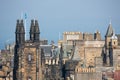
13;19;65;80
62;30;101;44
0;61;12;80
57;22;120;80
13;19;42;80
0;19;118;80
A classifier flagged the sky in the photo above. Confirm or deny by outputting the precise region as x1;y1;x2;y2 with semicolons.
0;0;120;49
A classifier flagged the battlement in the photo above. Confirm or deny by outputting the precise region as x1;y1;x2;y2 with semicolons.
75;67;96;73
63;31;101;43
45;58;59;65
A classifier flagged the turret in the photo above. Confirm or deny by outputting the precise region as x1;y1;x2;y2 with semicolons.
30;20;35;41
15;19;25;45
15;20;20;45
30;20;40;42
14;19;25;80
19;20;25;44
94;30;101;40
34;20;40;42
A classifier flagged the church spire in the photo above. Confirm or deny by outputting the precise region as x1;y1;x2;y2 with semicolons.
105;20;113;37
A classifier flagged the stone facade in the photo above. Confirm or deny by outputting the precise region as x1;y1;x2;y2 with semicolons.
1;20;120;80
63;31;101;44
0;62;12;80
13;19;42;80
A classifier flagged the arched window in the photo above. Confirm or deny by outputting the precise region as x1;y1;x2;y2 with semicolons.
28;54;32;62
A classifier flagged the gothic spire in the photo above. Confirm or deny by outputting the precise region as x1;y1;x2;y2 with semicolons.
30;19;35;41
15;20;20;44
105;20;114;37
16;20;20;33
19;20;25;44
30;19;40;42
35;20;40;33
20;20;25;33
34;20;40;41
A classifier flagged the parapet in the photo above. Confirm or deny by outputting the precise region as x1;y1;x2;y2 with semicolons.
75;67;96;73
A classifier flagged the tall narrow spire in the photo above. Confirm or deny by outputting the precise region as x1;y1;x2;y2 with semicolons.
30;20;35;41
19;20;25;44
29;19;40;42
34;20;40;42
105;21;113;37
20;20;25;33
15;20;20;45
16;20;20;33
15;19;25;45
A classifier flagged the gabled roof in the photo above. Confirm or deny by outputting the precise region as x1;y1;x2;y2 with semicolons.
105;23;113;37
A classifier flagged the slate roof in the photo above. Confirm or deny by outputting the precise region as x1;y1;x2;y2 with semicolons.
63;44;73;58
40;44;74;59
105;23;113;37
40;45;52;57
40;45;58;58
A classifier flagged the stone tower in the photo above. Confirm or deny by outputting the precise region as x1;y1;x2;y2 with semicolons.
15;20;25;46
14;20;25;80
104;22;118;66
30;20;40;42
14;19;42;80
94;30;101;40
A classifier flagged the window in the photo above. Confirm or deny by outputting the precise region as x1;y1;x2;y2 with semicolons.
114;42;115;45
28;77;32;80
28;54;32;62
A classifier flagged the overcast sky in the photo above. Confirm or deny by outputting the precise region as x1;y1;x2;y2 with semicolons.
0;0;120;49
